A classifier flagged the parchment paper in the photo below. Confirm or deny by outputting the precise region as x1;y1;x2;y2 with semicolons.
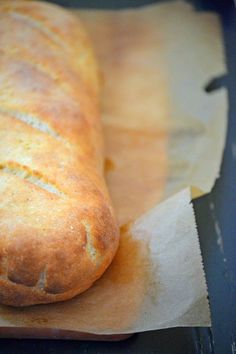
0;1;227;335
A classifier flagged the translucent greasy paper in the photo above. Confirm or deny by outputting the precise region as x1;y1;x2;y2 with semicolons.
0;1;227;336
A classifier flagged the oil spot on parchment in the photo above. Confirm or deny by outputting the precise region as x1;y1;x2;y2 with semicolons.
104;157;116;173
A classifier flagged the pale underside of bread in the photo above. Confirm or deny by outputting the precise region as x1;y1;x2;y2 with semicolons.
0;0;119;306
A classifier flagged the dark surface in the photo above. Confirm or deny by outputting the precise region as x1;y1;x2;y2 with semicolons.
0;0;236;353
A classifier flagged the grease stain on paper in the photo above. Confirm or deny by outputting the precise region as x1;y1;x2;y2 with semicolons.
104;157;116;173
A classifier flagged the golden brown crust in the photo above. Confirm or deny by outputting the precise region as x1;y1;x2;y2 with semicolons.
0;0;119;306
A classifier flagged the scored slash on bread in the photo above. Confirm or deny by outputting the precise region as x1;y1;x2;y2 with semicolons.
0;0;119;306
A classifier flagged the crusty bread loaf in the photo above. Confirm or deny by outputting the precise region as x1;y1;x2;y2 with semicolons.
0;0;119;306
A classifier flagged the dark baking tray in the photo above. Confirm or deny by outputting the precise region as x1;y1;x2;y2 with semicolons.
0;0;235;353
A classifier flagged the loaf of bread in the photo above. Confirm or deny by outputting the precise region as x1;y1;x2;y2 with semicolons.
0;0;119;306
